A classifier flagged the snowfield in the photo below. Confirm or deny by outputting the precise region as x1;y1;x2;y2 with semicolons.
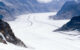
1;12;80;50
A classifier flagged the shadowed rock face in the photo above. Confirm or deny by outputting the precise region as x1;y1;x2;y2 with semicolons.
0;19;27;48
54;16;80;31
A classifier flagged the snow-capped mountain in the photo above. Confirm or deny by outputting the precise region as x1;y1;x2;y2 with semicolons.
3;0;76;14
50;0;80;20
0;0;77;21
0;0;78;21
2;0;63;13
0;0;65;21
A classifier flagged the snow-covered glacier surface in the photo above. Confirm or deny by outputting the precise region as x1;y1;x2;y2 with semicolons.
1;12;80;50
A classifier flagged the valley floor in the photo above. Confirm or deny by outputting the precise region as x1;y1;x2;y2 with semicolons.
0;12;80;50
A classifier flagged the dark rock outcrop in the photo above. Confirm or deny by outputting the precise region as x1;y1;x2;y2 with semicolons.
54;16;80;31
0;18;27;48
50;1;80;20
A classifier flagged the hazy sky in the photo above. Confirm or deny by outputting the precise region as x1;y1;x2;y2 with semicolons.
37;0;53;3
37;0;76;3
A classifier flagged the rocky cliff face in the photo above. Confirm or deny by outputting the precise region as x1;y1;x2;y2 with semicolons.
0;19;27;48
54;16;80;31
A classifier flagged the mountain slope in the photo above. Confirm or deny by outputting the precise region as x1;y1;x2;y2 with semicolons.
0;1;16;21
54;16;80;31
2;0;66;14
50;1;80;20
0;0;64;21
1;0;77;21
0;19;27;48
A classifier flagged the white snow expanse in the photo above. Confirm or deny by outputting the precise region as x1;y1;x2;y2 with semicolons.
0;12;80;50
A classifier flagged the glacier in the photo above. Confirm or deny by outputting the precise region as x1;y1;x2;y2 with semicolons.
0;12;80;50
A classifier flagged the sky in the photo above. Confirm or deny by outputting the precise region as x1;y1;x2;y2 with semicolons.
37;0;76;3
37;0;53;3
37;0;79;3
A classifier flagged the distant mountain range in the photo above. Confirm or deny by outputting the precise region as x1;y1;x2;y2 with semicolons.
0;0;78;21
50;1;80;20
2;0;64;13
0;0;65;21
